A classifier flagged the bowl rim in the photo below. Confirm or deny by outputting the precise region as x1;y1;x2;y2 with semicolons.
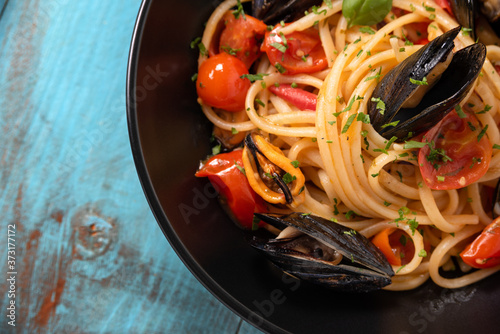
125;1;282;333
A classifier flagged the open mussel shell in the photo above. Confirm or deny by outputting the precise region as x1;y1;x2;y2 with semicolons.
451;0;500;42
450;0;477;39
368;27;486;141
480;0;500;23
252;0;323;24
250;213;394;292
244;133;294;204
492;179;500;219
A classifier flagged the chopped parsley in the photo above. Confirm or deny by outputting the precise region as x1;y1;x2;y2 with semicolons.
221;45;241;56
232;0;246;19
380;120;400;129
345;210;357;219
476;104;492;114
235;161;246;175
343;229;357;236
282;173;296;184
342;113;357;134
399;234;407;246
365;66;382;82
455;105;467;118
410;77;428;85
270;42;287;53
240;73;269;83
212;144;221;155
371;97;386;115
404;141;426;149
426;140;453;169
477;125;489;142
274;63;286;73
357;112;371;124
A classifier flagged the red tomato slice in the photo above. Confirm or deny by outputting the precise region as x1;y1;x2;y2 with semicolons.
261;25;327;75
268;84;317;111
197;53;251;112
219;12;267;69
195;150;268;229
461;218;500;268
418;110;492;190
372;228;416;266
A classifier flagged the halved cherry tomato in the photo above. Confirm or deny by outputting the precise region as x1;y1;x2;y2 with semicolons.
197;52;251;112
268;84;317;111
418;110;492;190
219;12;267;69
261;25;327;75
195;150;268;229
460;217;500;268
372;228;416;266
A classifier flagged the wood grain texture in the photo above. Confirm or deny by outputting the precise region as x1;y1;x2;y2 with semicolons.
0;0;264;333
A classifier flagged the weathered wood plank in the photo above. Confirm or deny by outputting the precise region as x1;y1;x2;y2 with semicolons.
0;0;263;333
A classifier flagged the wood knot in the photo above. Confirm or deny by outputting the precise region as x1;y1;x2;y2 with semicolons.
72;207;116;260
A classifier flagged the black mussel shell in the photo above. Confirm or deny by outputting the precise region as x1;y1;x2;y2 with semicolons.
451;0;500;40
255;212;394;277
368;27;486;141
450;0;477;39
252;0;323;24
381;42;486;140
250;235;392;292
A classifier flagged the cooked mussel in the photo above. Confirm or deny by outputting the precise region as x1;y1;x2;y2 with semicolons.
250;212;394;292
252;0;323;24
243;133;305;205
450;0;500;41
450;1;477;39
480;0;500;23
368;26;486;141
492;179;500;218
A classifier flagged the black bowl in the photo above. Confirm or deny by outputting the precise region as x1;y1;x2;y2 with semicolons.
126;1;500;333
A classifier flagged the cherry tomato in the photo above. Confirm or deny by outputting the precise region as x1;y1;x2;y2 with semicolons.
434;0;453;16
372;228;415;266
197;53;251;112
195;150;268;229
405;22;430;44
418;110;492;190
460;218;500;268
268;84;317;111
219;12;267;68
261;25;327;75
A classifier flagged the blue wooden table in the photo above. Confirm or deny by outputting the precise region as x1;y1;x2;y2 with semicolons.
0;0;263;333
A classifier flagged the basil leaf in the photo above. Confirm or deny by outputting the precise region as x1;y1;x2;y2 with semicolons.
342;0;392;28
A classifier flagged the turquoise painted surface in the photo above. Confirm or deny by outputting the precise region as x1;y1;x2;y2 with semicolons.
0;0;263;333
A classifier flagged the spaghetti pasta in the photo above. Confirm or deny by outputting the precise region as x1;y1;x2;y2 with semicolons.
195;0;500;291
